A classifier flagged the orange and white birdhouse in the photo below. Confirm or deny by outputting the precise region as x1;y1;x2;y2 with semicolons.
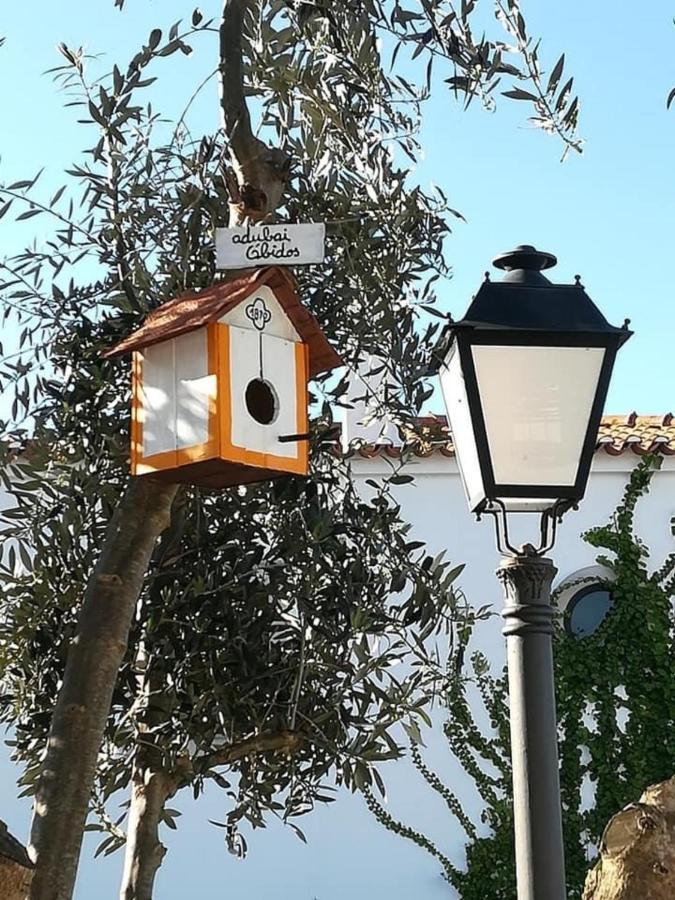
105;267;341;488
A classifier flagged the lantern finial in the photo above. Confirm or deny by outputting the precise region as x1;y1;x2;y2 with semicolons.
492;245;557;281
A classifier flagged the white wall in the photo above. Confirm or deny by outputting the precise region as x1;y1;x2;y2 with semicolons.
1;452;673;898
337;448;675;888
349;451;675;662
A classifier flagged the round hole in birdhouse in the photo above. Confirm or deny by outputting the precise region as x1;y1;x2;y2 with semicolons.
245;378;279;425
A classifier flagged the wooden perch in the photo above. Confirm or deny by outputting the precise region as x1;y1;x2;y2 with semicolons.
583;777;675;900
0;821;34;900
219;0;291;224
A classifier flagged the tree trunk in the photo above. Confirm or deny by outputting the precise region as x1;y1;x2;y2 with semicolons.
119;767;176;900
118;650;186;900
28;477;177;900
1;822;34;900
583;777;675;900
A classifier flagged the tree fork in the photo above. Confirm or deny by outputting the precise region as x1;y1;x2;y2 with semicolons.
118;729;305;898
28;478;178;900
118;650;189;900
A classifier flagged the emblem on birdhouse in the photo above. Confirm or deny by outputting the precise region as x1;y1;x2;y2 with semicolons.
105;267;342;488
246;297;272;331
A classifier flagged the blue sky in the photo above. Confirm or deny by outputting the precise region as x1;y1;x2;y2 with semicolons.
1;2;675;897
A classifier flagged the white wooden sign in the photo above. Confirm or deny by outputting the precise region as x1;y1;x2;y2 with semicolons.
216;223;325;269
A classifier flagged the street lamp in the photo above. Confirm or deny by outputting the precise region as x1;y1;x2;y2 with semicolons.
433;245;631;900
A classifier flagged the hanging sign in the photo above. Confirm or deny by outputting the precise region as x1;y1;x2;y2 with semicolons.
216;223;326;269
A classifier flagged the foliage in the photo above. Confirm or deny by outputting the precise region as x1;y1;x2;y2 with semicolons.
557;455;675;893
0;0;580;881
0;0;570;863
367;455;675;898
0;5;454;860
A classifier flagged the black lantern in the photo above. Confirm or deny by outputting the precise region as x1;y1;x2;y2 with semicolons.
433;245;631;517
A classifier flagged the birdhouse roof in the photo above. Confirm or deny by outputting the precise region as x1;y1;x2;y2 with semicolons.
104;267;342;377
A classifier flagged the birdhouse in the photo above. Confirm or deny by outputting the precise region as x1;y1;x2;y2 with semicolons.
105;267;341;488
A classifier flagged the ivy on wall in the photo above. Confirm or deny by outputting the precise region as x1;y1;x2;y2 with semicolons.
367;455;675;898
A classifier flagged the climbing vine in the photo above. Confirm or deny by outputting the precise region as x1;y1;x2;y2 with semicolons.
367;455;675;898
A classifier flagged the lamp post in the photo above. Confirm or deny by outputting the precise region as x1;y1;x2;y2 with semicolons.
433;245;631;900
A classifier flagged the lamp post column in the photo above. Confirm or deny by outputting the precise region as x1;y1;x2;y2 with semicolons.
497;546;567;900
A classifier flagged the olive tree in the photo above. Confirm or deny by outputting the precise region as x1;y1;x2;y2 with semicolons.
0;2;580;899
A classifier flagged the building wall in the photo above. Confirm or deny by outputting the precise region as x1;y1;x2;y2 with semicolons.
349;450;675;665
1;451;673;899
345;448;675;888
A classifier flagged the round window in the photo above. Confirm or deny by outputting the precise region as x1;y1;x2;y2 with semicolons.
564;584;613;639
245;378;278;425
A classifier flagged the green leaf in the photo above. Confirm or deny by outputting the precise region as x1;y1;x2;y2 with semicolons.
402;719;424;746
16;208;42;221
502;88;539;102
555;77;574;112
88;101;106;126
389;474;414;485
287;822;307;843
546;54;565;95
445;564;465;584
157;40;181;57
50;186;66;207
18;542;32;572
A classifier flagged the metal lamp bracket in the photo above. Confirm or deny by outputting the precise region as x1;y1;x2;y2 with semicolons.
481;499;576;558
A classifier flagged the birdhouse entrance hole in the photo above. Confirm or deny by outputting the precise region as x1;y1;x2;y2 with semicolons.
245;378;278;425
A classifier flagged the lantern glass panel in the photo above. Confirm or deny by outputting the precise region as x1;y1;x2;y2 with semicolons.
471;344;606;487
439;343;484;509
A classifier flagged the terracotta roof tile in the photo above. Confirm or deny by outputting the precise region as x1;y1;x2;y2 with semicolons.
104;267;342;378
346;414;675;459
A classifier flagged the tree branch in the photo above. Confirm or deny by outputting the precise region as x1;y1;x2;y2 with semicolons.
219;0;253;157
119;768;175;900
219;0;291;224
195;730;305;773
